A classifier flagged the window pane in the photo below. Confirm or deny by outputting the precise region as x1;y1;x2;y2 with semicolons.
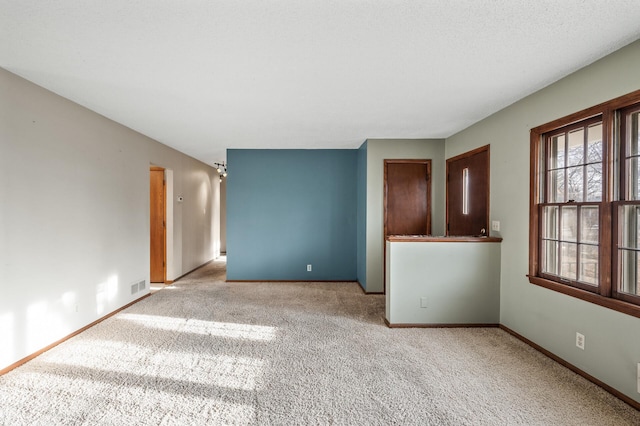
542;240;559;276
542;206;559;239
549;134;565;169
568;129;585;166
620;204;640;249
566;166;584;202
587;123;602;164
579;244;598;285
620;249;640;296
580;206;599;244
585;163;602;201
561;206;577;242
462;168;469;215
561;242;577;280
627;112;640;156
626;157;640;201
618;203;640;297
626;112;640;200
548;169;564;203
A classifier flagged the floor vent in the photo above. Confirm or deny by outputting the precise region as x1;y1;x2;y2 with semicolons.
130;283;139;295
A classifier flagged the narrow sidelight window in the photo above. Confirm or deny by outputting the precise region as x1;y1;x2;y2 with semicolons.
462;167;470;215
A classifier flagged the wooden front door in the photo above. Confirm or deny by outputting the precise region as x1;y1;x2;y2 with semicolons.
150;167;166;283
384;160;432;236
446;145;489;236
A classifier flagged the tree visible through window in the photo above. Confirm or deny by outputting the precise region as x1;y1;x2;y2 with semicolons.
540;118;602;289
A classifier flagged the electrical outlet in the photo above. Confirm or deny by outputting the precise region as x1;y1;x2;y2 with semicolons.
420;297;428;308
307;264;312;272
491;220;500;231
576;332;585;350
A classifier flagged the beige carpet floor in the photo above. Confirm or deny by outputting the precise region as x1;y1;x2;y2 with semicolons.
1;258;639;425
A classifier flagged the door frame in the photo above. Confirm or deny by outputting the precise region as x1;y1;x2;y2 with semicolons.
150;166;167;283
445;144;490;236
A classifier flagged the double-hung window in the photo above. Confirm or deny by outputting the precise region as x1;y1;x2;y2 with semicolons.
530;90;640;317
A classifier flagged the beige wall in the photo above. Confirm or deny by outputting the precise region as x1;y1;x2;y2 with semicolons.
365;139;445;293
445;40;640;403
0;68;219;370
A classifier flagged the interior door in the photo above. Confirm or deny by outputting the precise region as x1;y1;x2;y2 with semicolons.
150;167;166;283
384;160;431;236
447;145;489;236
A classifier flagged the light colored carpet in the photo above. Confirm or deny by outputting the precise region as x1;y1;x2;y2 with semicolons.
1;259;639;425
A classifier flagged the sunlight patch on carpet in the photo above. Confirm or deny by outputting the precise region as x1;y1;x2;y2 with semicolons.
1;371;255;424
39;339;266;391
118;313;277;341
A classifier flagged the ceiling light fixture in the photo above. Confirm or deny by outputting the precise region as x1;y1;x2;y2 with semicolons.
213;162;228;179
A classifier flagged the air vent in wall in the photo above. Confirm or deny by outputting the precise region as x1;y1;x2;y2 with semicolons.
130;279;147;295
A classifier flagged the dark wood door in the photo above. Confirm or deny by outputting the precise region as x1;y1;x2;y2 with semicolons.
150;167;166;283
447;146;489;236
384;160;431;236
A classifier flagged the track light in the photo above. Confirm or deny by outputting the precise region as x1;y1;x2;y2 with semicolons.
214;161;228;179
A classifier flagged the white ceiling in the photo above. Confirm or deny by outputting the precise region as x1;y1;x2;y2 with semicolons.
2;1;640;166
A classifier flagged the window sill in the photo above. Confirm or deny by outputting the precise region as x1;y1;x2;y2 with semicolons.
528;275;640;319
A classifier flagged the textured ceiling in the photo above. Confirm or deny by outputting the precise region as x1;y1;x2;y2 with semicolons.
2;1;640;166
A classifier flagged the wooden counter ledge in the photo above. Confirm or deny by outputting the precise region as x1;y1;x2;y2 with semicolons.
386;235;502;243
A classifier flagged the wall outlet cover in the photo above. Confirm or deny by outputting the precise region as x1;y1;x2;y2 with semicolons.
576;332;585;350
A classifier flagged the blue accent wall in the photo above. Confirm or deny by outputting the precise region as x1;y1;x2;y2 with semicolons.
356;142;367;290
226;149;358;281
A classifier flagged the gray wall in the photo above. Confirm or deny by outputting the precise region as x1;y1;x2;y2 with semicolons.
445;40;640;403
386;241;500;324
365;139;446;293
0;68;219;370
